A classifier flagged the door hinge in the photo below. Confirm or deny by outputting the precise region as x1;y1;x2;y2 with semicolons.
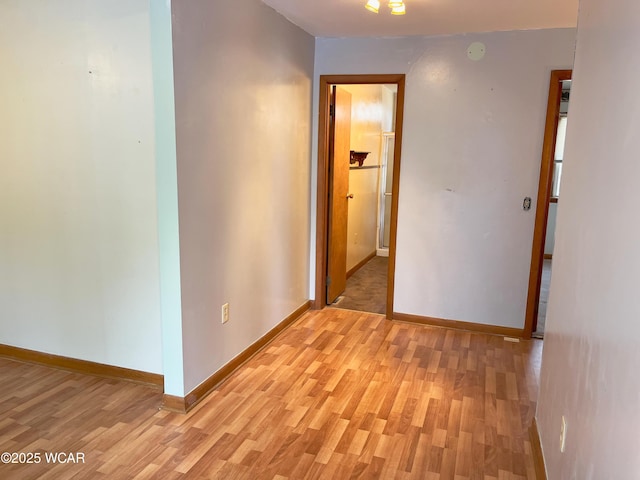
329;104;335;117
326;276;332;286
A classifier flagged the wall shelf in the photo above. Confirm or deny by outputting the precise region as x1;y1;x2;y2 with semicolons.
350;151;370;167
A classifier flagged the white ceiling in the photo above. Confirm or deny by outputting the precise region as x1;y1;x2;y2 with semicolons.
261;0;579;38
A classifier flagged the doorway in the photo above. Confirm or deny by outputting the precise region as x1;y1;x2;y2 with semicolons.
524;70;572;338
314;74;406;319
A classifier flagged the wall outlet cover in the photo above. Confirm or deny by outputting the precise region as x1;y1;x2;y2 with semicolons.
560;415;567;452
221;303;229;324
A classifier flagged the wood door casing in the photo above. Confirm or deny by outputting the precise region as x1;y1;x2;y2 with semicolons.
314;74;406;317
326;86;351;303
524;69;572;337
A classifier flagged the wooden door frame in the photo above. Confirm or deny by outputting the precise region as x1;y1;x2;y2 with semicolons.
314;74;406;319
524;70;572;338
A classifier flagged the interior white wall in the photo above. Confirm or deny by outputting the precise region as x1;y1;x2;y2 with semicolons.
0;0;163;373
381;85;396;133
313;29;576;328
150;0;184;395
171;0;314;393
342;84;384;272
537;0;640;477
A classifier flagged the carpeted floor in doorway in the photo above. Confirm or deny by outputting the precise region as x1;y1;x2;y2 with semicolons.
332;256;388;315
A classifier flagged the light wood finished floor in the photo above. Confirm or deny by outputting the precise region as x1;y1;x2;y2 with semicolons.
0;309;542;479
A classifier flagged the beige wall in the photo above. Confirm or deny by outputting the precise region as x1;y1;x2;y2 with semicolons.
313;29;577;328
172;0;315;393
537;0;640;477
0;0;163;373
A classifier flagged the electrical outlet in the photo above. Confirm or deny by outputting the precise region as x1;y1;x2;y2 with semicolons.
560;416;567;453
221;303;229;324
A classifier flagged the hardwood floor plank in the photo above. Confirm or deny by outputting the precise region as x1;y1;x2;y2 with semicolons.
0;309;542;479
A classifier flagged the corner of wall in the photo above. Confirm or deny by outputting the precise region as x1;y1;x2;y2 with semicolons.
150;0;185;396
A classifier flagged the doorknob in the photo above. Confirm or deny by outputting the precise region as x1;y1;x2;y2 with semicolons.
346;194;354;199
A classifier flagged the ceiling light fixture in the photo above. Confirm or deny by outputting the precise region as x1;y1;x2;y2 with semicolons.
365;0;380;13
365;0;406;15
390;4;406;15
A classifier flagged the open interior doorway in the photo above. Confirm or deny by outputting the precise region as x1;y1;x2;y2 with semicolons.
314;75;405;319
525;70;572;338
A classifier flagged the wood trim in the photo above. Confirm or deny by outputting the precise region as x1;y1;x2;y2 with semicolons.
393;312;525;338
314;74;406;322
543;253;553;260
524;70;572;338
0;344;164;389
529;418;548;480
314;76;331;310
162;300;312;413
162;394;187;413
347;251;376;279
386;76;405;320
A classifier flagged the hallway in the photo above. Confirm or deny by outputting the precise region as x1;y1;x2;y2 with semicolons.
333;256;388;315
534;259;552;337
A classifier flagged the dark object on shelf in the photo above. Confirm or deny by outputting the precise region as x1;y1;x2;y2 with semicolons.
350;151;370;167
